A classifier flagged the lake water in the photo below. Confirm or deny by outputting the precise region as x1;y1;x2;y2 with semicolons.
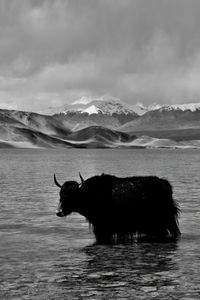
0;148;200;299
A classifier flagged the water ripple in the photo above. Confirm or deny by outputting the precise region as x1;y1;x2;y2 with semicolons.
0;148;200;299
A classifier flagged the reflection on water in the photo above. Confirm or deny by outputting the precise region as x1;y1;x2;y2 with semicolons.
0;149;200;299
56;243;179;299
53;242;200;299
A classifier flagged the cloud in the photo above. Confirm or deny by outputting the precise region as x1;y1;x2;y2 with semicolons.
1;0;200;110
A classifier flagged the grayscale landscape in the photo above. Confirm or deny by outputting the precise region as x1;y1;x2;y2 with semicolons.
0;1;200;299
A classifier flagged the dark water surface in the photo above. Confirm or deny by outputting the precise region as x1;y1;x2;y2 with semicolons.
0;148;200;299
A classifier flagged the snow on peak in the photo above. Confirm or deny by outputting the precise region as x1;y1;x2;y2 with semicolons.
62;97;138;115
90;100;137;115
130;103;149;115
131;102;200;115
44;97;200;117
129;102;163;115
148;103;163;111
157;103;200;112
141;102;200;113
82;105;100;114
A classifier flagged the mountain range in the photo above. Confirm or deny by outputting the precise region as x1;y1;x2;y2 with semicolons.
1;97;200;149
46;97;139;131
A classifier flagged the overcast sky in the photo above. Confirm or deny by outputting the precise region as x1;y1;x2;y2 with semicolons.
1;0;200;111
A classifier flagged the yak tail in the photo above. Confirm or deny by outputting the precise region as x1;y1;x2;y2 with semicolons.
165;196;181;239
167;215;181;238
168;200;181;238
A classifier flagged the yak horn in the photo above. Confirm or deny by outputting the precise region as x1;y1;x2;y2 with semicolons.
54;174;62;188
79;172;85;186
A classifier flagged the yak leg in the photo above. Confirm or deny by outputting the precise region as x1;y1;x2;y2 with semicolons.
137;214;169;240
93;224;113;244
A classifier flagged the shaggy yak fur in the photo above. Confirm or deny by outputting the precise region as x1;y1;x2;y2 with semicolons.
55;173;181;243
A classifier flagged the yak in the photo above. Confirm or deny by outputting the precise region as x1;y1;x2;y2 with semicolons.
54;173;180;243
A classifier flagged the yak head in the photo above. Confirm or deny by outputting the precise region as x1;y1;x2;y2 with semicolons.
54;173;85;217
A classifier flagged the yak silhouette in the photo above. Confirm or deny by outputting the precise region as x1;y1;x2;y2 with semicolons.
54;173;180;243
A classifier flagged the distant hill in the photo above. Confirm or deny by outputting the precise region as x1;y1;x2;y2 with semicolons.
0;109;73;148
65;126;136;148
0;124;73;148
119;106;200;132
0;109;71;136
67;126;134;142
1;100;200;149
0;109;137;148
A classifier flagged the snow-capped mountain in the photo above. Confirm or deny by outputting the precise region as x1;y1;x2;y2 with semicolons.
132;102;200;114
77;100;135;115
150;102;200;112
50;97;139;129
46;96;138;116
43;97;200;130
120;102;200;132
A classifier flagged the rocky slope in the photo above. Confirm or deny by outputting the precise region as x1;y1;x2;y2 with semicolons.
0;109;73;148
1;100;200;148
